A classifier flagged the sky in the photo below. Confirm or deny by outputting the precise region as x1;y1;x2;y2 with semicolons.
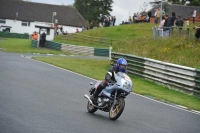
30;0;153;25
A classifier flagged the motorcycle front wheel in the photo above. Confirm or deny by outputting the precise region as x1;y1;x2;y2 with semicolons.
87;101;98;113
109;97;125;120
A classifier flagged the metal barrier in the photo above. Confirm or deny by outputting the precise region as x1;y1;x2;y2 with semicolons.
152;26;197;40
31;40;38;48
46;41;62;51
111;52;200;96
31;40;112;57
61;43;111;57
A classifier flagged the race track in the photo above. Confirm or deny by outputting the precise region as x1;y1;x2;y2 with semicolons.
0;52;200;133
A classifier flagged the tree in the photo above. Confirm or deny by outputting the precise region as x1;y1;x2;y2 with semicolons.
139;2;148;13
150;0;200;6
74;0;113;24
187;0;200;6
149;0;185;6
149;0;169;13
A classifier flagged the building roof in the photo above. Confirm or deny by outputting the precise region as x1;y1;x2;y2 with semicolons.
148;3;200;19
0;0;86;27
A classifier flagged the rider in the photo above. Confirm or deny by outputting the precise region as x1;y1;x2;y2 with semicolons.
90;58;128;105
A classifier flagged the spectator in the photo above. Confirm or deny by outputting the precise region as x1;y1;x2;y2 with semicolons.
170;12;176;27
144;15;149;22
129;16;132;23
31;31;38;40
60;25;63;33
40;32;46;47
154;9;158;24
147;11;152;22
163;14;171;37
175;14;184;30
110;16;114;26
158;15;165;37
192;9;197;23
133;13;137;23
108;17;110;26
104;17;109;27
113;16;116;26
156;8;161;24
54;25;57;35
56;27;60;35
76;29;79;33
194;25;200;39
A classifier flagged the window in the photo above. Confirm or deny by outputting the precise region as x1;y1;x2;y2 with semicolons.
22;21;30;26
0;19;6;24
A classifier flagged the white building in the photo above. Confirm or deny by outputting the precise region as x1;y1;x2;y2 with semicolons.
0;0;86;40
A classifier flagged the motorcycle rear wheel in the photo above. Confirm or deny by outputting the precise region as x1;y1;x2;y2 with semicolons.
87;101;98;113
109;97;125;120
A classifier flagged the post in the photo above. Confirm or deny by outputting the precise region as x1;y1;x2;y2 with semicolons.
160;0;162;24
52;13;54;23
37;33;40;48
109;47;112;60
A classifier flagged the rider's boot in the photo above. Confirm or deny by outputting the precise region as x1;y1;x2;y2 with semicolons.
90;82;106;105
90;95;98;105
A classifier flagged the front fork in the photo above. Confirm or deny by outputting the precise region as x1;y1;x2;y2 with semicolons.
112;91;118;109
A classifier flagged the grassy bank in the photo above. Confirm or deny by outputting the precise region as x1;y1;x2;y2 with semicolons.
33;56;200;111
54;23;200;68
0;38;69;54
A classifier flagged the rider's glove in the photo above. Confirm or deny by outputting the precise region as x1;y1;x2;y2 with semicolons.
109;80;116;84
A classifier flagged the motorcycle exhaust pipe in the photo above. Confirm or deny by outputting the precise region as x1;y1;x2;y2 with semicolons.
84;94;94;104
84;94;107;109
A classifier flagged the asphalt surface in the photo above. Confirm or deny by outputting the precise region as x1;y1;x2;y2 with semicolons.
0;51;200;133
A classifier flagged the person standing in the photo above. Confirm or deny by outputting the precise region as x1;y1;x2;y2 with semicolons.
31;31;38;40
156;8;161;24
194;25;200;39
154;9;158;24
175;14;184;30
170;12;176;27
60;25;63;33
158;15;165;37
113;16;116;26
147;11;152;22
192;9;197;23
76;29;79;33
163;14;171;37
40;32;46;47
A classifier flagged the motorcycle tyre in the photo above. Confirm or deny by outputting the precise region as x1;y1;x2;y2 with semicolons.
87;101;98;113
109;97;125;121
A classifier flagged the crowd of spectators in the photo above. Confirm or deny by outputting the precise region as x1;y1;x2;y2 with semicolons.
120;12;151;25
53;9;198;38
155;8;197;37
103;16;116;26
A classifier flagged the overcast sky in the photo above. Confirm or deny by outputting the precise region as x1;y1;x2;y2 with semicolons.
30;0;153;25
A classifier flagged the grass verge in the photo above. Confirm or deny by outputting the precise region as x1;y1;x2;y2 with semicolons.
0;38;70;55
33;56;200;111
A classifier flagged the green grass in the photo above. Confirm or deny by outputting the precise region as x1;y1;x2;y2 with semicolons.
55;23;200;69
0;38;70;54
33;57;200;111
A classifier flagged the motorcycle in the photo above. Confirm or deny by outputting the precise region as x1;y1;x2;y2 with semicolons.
84;72;133;120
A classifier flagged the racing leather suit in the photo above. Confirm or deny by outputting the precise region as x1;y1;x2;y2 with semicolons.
93;66;126;98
